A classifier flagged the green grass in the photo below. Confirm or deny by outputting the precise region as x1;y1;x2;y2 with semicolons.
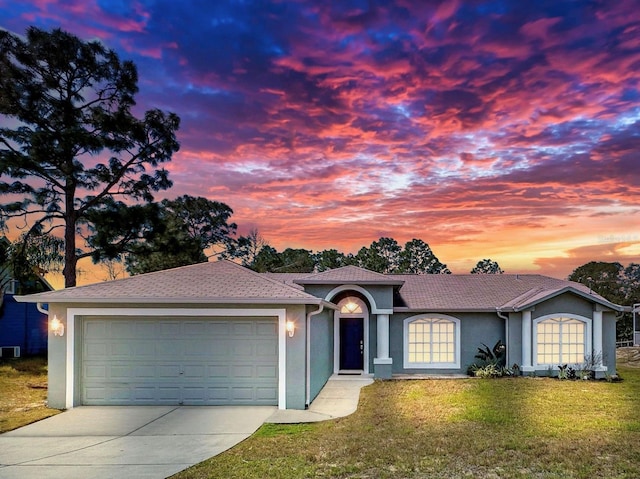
0;356;60;433
172;367;640;479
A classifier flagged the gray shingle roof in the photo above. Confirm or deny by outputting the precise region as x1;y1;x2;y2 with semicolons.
293;266;404;285
17;260;325;305
263;273;306;290
18;261;622;312
391;274;614;311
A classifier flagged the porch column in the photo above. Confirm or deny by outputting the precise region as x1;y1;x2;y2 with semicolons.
593;309;606;373
376;313;390;359
521;310;534;372
374;313;392;379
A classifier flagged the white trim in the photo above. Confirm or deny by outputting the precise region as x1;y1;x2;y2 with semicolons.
532;313;592;369
66;314;74;409
374;357;392;365
324;284;392;314
376;313;390;359
521;310;533;372
403;314;461;369
65;307;288;409
592;310;605;370
333;297;370;374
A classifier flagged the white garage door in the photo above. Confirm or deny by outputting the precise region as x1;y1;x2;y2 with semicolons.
82;316;278;406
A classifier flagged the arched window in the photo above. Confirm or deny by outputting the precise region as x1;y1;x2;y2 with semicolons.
403;314;460;369
340;297;364;314
535;316;587;365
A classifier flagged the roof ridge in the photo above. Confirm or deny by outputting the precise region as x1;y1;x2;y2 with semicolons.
499;286;553;309
221;260;317;298
302;265;390;279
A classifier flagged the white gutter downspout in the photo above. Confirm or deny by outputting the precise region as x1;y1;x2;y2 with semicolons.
634;304;640;346
36;302;48;315
306;304;324;408
496;309;509;367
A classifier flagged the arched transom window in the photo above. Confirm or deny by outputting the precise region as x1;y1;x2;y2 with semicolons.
339;297;365;314
535;316;587;365
403;314;460;369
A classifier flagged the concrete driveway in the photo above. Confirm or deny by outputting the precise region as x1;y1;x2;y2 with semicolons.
0;406;275;479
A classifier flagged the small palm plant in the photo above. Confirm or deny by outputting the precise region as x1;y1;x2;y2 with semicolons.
469;340;512;378
474;340;506;364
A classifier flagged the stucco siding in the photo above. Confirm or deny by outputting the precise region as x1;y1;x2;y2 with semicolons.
603;312;617;373
506;312;522;369
305;284;394;312
47;304;67;409
389;312;505;375
283;304;307;410
368;313;377;371
531;293;593;320
309;308;334;403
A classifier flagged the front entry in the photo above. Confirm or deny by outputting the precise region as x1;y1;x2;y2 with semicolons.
340;317;364;370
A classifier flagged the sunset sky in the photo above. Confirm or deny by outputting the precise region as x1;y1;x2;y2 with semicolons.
1;0;640;284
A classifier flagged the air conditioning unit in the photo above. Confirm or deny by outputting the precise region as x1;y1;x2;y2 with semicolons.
5;279;19;295
0;346;20;358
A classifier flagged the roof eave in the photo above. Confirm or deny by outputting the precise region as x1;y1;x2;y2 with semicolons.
15;295;337;308
510;287;625;312
393;307;504;313
294;279;405;286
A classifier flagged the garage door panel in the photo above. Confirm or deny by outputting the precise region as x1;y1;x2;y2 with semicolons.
111;365;133;379
256;387;278;401
256;322;277;335
207;365;229;377
82;317;278;406
232;322;254;335
232;342;253;356
184;340;211;356
183;364;206;377
84;365;107;379
257;364;277;379
231;387;253;401
232;365;254;378
85;342;108;358
256;340;277;356
184;322;207;335
158;322;180;336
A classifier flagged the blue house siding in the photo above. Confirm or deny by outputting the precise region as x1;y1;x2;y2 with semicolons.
309;308;334;403
389;312;505;375
603;312;617;373
0;294;48;355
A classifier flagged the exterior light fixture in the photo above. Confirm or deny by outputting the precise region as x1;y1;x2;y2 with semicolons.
286;321;295;338
51;315;65;337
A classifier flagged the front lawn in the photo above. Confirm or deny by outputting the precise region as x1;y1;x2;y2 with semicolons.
0;356;60;433
173;367;640;479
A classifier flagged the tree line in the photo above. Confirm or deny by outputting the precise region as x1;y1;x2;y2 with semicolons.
227;234;503;275
568;261;640;341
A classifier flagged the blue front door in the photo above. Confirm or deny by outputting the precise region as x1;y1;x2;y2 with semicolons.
340;318;364;370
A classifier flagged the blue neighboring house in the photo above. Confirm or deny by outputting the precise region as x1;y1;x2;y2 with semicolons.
0;238;54;357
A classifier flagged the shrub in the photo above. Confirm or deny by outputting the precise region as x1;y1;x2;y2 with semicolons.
468;340;514;378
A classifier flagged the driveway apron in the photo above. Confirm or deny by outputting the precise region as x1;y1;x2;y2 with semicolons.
0;406;275;479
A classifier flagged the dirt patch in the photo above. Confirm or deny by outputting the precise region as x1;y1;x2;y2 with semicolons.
617;347;640;367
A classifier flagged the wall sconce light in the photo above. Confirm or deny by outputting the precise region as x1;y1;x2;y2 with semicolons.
286;321;295;338
51;315;65;337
